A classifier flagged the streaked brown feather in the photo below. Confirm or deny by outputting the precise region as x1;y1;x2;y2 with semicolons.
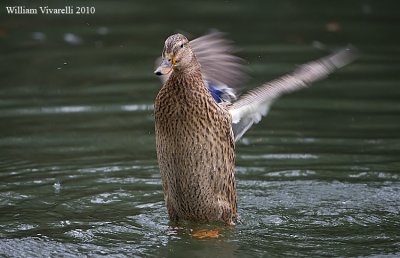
154;41;238;224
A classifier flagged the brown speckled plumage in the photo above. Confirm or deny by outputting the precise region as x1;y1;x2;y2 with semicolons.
154;40;237;224
154;32;357;225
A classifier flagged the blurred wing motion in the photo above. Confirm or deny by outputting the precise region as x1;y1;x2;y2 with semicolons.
190;31;247;89
155;31;247;103
228;47;358;141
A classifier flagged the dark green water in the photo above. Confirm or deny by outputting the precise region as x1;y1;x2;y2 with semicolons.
1;0;400;257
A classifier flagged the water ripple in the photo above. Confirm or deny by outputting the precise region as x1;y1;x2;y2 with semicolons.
0;104;154;117
240;153;319;160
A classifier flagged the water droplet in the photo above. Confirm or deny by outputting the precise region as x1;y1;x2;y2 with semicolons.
53;181;61;193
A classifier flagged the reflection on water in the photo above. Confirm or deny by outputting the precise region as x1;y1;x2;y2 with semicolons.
1;0;400;256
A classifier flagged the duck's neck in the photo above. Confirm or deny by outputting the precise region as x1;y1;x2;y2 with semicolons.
168;63;205;92
173;61;202;77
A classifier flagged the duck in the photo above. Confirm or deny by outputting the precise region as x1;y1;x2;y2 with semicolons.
154;32;243;104
154;31;356;225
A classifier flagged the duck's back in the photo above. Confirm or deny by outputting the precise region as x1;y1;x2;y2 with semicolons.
154;71;237;224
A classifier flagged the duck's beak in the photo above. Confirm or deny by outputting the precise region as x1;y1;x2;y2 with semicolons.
154;53;175;76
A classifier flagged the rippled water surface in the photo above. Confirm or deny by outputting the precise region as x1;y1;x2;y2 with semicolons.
1;0;400;257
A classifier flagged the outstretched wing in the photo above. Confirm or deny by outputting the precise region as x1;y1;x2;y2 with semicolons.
155;31;247;90
228;47;358;141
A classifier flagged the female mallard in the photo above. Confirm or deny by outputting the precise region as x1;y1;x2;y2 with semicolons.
154;32;356;225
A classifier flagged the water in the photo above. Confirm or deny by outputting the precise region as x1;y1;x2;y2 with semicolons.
1;0;400;257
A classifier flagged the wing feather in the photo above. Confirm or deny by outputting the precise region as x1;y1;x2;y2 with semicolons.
229;47;358;141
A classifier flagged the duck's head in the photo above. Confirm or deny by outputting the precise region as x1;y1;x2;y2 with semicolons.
154;33;197;76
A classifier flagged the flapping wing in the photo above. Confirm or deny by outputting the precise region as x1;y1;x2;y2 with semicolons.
228;47;358;141
190;31;247;88
155;31;247;88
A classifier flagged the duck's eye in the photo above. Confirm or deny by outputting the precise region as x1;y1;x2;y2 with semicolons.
180;44;184;48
